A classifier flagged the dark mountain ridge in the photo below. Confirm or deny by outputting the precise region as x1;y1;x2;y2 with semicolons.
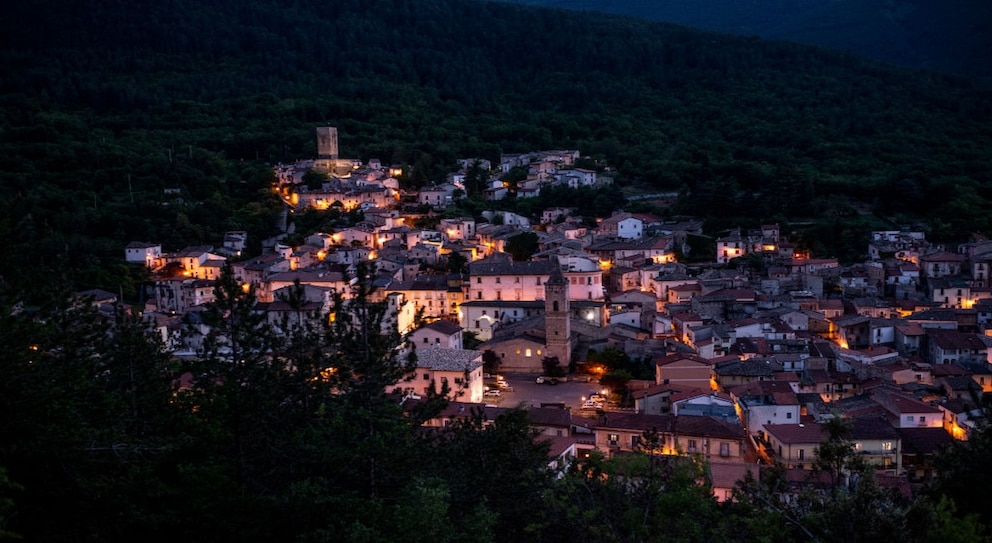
494;0;992;80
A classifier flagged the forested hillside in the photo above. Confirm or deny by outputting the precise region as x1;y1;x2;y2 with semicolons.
0;0;990;296
495;0;992;79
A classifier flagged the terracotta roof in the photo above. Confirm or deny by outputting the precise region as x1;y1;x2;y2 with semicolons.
921;251;966;262
655;353;713;367
897;427;953;454
927;329;988;351
764;422;827;444
594;413;744;440
539;435;577;460
631;383;696;400
709;462;756;489
422;320;463;335
872;389;942;415
728;379;796;399
849;417;899;440
526;406;573;427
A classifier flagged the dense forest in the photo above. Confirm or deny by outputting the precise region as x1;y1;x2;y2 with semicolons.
495;0;992;80
1;0;992;540
1;0;991;296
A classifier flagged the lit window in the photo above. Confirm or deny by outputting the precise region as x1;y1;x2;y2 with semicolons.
525;349;532;357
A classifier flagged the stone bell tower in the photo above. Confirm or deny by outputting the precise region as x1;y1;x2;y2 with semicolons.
544;258;571;366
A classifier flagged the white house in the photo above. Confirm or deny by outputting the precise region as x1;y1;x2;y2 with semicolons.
125;242;163;268
408;320;464;349
392;346;486;403
598;212;643;240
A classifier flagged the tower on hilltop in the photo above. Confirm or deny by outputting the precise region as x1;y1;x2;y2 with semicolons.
316;126;339;160
544;259;571;366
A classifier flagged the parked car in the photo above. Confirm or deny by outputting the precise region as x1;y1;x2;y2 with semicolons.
581;399;604;410
484;389;502;397
536;376;559;385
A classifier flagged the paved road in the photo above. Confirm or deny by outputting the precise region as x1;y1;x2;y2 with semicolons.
486;373;607;412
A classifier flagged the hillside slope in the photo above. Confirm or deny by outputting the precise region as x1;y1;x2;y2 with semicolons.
497;0;992;79
0;0;990;291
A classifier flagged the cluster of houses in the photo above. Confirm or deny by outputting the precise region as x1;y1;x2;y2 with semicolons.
109;129;990;501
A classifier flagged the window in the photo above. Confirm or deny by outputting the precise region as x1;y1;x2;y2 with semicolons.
496;277;501;284
476;277;481;284
687;439;697;452
919;416;925;423
798;449;805;460
719;443;730;457
474;320;480;328
515;349;521;355
882;441;892;451
608;433;619;446
515;276;520;283
525;349;532;357
423;338;429;343
631;435;642;449
423;374;430;381
786;412;792;419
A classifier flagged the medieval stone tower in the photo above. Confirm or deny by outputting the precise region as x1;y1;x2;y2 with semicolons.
316;126;339;159
544;259;571;366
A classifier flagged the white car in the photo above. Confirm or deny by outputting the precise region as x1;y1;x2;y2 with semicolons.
581;399;604;410
484;389;502;397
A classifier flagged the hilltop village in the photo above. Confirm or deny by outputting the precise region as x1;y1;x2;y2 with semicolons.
115;128;991;501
